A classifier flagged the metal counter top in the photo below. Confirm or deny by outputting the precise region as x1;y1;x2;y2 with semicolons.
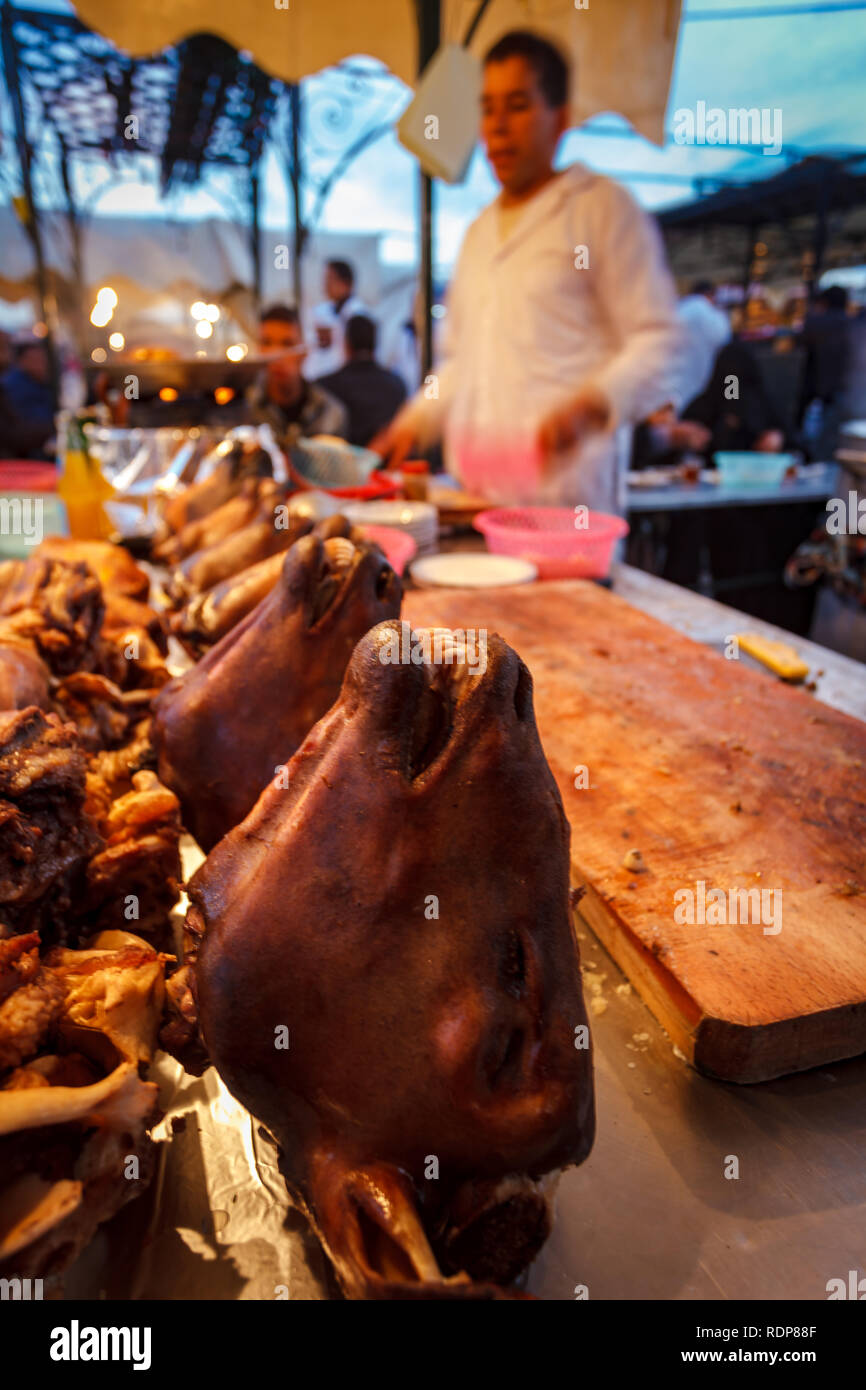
626;463;838;513
526;563;866;1301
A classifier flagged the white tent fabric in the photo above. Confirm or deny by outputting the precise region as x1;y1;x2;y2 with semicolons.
0;202;415;371
74;0;682;145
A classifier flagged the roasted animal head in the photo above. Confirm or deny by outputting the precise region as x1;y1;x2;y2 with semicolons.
190;621;595;1298
152;533;402;851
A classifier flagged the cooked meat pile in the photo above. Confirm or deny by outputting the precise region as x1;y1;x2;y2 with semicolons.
0;929;166;1282
0;543;181;948
0;540;180;1283
0;544;182;948
175;621;595;1298
0;707;100;940
0;549;169;707
0;464;598;1300
0;700;180;950
152;529;402;850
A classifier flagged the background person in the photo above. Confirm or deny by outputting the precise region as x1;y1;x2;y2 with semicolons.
1;336;55;454
317;315;407;447
247;303;348;446
306;260;369;378
631;338;786;472
798;284;852;460
686;339;787;458
676;280;732;402
0;330;54;459
378;30;685;512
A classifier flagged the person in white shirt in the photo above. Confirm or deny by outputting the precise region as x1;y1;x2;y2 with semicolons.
305;260;369;379
677;280;732;403
378;30;686;513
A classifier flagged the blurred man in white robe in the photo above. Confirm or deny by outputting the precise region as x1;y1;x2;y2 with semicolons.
379;30;687;513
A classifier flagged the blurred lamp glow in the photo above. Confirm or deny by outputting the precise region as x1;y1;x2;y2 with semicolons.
96;287;117;308
159;387;179;402
195;320;213;339
108;332;124;350
90;304;112;327
90;347;107;363
226;343;248;361
190;301;208;320
203;303;220;323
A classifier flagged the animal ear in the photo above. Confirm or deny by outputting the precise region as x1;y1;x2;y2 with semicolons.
305;1155;528;1300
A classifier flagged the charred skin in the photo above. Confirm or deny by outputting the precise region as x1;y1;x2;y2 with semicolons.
154;484;268;568
171;515;366;657
159;442;273;536
163;482;300;604
0;643;51;711
152;536;402;851
171;550;291;657
190;620;595;1297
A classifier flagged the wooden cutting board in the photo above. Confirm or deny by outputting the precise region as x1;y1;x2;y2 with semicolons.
404;581;866;1083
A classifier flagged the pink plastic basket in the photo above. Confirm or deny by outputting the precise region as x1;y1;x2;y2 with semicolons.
359;523;417;577
475;507;628;580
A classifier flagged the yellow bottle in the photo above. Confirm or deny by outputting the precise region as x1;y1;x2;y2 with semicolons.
57;416;115;540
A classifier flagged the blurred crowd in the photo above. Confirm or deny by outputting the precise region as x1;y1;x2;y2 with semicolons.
1;261;863;489
632;280;863;475
0;257;412;464
245;259;408;451
0;329;56;459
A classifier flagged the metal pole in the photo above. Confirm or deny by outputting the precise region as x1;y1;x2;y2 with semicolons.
1;0;60;408
289;83;304;313
809;164;832;297
250;162;263;313
742;222;757;315
417;0;441;378
59;137;87;358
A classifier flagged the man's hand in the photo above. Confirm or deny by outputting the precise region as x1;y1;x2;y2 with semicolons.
755;429;784;453
537;386;612;463
369;414;418;468
668;419;711;452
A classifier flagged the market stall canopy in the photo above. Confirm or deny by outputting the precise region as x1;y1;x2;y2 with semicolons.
2;8;281;195
659;154;866;229
0;200;413;365
659;154;866;290
74;0;682;145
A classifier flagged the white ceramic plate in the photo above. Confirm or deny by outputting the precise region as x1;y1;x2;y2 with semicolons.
343;500;437;529
410;553;537;588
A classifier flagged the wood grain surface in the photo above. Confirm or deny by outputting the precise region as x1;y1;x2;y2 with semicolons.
403;580;866;1083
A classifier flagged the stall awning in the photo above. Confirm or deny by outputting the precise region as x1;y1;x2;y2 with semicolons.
73;0;682;145
659;154;866;229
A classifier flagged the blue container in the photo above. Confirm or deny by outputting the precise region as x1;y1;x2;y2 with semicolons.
714;452;796;489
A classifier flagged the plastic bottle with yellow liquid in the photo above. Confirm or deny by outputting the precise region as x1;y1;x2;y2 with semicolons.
57;414;115;540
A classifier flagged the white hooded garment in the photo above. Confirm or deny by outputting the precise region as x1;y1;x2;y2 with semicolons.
404;162;688;514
